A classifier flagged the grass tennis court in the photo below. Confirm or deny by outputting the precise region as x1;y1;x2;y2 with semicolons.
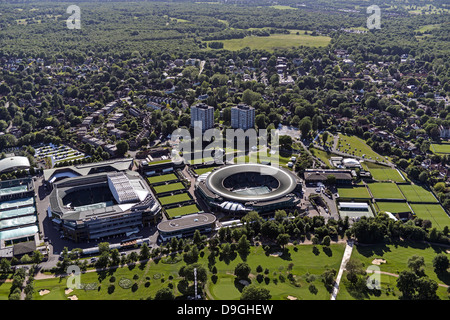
158;192;192;205
368;183;404;200
147;173;178;184
165;204;201;218
369;168;405;182
153;182;185;194
375;201;411;214
430;142;450;154
337;186;371;199
410;204;450;230
398;184;438;203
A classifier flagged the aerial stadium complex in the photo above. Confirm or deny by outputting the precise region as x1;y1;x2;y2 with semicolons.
47;162;161;242
195;163;302;214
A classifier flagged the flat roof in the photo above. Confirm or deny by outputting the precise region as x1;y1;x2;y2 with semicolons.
0;157;30;173
157;213;216;233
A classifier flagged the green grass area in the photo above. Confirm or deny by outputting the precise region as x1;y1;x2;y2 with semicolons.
153;182;185;194
398;184;438;203
206;30;331;52
337;134;386;163
165;204;201;218
369;168;405;182
0;280;12;300
146;159;172;166
415;23;442;33
368;183;405;200
158;192;192;205
309;148;340;167
375;201;412;214
194;166;218;176
410;204;450;230
28;244;345;300
147;173;178;184
268;5;298;10
337;186;371;200
430;142;450;154
349;242;450;294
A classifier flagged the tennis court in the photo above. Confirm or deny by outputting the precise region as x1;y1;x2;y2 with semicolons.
398;184;438;203
368;183;404;200
410;204;450;229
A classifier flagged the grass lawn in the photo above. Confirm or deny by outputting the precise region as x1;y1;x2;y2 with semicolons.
147;173;178;184
337;134;386;163
153;182;185;194
369;168;405;182
368;183;405;200
337;186;371;200
430;142;450;154
194;166;219;176
309;148;339;167
349;242;450;292
165;204;201;218
375;201;412;214
410;204;450;230
398;184;438;203
207;30;330;52
29;244;345;300
0;280;12;300
158;193;192;205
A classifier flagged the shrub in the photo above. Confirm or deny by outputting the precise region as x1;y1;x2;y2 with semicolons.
118;277;133;289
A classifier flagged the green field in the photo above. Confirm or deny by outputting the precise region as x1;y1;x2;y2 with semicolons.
28;244;345;300
337;134;386;163
398;184;438;203
207;30;331;52
430;142;450;154
337;186;371;200
153;182;185;194
147;174;178;184
410;204;450;230
165;204;201;218
369;168;405;182
368;183;404;200
339;241;450;300
158;192;192;205
375;201;412;214
194;166;218;176
309;148;340;167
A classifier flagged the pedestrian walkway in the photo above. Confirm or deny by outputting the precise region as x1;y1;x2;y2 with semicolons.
330;239;354;300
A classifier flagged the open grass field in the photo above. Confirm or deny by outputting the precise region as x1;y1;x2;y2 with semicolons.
337;134;386;163
369;168;405;182
165;204;201;218
349;241;450;296
398;184;438;203
29;244;345;300
0;280;12;300
410;204;450;230
207;30;330;52
337;186;371;200
158;192;192;205
375;201;411;214
147;173;178;184
430;142;450;154
368;183;404;200
153;182;185;194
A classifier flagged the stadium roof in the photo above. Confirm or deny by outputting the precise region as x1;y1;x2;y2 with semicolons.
0;157;30;173
205;164;299;202
157;213;216;233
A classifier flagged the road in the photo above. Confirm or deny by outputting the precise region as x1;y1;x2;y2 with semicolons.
330;239;354;300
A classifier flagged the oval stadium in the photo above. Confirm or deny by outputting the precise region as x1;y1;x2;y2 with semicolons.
195;164;302;214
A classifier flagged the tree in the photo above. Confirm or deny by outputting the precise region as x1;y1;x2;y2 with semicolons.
139;243;151;261
432;254;449;274
237;235;251;256
321;131;329;145
31;250;44;264
234;262;251;280
322;235;331;247
299;117;312;138
322;268;337;292
408;255;425;274
276;233;290;249
397;270;418;299
415;277;439;300
154;287;175;300
183;263;208;283
0;258;11;274
240;284;271;300
116;140;129;156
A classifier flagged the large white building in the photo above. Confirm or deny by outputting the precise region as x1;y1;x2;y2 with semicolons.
190;103;214;131
231;103;255;130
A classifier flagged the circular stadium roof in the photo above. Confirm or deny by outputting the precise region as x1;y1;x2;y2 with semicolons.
205;164;298;202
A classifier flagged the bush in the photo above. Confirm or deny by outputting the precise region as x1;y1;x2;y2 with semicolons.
118;277;133;289
108;284;115;294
